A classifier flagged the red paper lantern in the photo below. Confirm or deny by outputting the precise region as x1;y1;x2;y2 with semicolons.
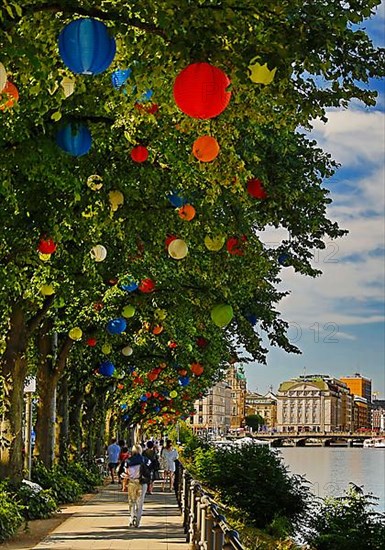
168;340;177;349
165;234;178;249
86;337;97;347
0;81;19;110
93;302;104;312
247;178;267;199
38;237;57;254
173;63;231;119
139;278;155;293
191;362;204;376
117;383;124;390
134;102;159;114
147;372;158;382
131;145;149;163
196;337;208;348
226;235;247;256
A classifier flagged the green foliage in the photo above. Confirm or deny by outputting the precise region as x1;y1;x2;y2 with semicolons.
0;488;24;543
15;483;57;520
32;461;82;504
62;462;103;493
304;484;385;550
245;414;265;432
190;443;309;528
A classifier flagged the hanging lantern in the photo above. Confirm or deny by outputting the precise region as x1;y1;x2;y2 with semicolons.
165;234;178;249
166;192;187;208
56;123;92;156
101;343;112;354
58;18;116;75
109;190;124;211
122;304;135;318
152;325;163;335
278;253;291;267
179;376;190;387
135;102;159;114
93;302;104;312
178;204;195;221
245;313;258;326
131;145;149;163
211;304;233;328
121;281;138;292
204;234;225;252
122;345;133;356
87;174;103;190
90;244;107;262
39;253;51;262
147;371;158;382
196;336;208;348
247;178;267;199
248;59;277;85
0;81;19;111
173;62;231;119
192;136;220;162
0;62;6;92
87;337;97;347
168;239;188;260
69;327;82;340
154;309;167;321
170;390;178;399
117;383;124;390
40;284;55;296
226;235;247;256
111;68;131;89
38;237;57;254
191;362;204;376
139;278;155;293
99;360;115;376
106;317;127;335
61;76;75;98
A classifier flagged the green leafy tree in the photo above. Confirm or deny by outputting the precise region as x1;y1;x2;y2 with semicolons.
245;414;265;432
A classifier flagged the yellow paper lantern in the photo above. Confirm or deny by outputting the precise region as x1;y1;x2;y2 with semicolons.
170;390;178;398
168;239;188;260
102;343;112;355
90;244;107;262
87;174;103;190
61;76;75;98
154;308;167;321
248;59;277;85
0;62;6;93
211;304;233;328
122;345;133;356
39;253;51;262
204;234;225;252
109;190;124;211
122;305;135;318
40;284;55;296
69;327;82;341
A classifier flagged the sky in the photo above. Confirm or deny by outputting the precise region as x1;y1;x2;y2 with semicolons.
243;3;385;398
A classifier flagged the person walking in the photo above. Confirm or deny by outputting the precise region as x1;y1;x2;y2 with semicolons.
124;444;151;528
107;439;121;484
143;441;160;494
160;439;178;491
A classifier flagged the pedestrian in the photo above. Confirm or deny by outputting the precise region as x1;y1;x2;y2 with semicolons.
118;446;130;491
160;439;178;491
143;441;160;494
107;439;121;484
124;444;151;528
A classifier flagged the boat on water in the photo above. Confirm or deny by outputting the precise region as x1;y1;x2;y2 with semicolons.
363;437;385;448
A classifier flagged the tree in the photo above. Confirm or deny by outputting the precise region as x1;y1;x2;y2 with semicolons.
245;414;265;432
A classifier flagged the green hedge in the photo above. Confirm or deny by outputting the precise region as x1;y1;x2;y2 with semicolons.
32;462;82;504
0;488;24;543
15;483;57;520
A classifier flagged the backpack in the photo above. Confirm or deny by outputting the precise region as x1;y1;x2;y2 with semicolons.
139;458;152;485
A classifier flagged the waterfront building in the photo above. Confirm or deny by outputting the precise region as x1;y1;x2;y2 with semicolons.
371;399;385;432
276;374;354;433
245;391;277;428
226;366;247;429
190;380;232;436
353;396;370;431
340;373;372;427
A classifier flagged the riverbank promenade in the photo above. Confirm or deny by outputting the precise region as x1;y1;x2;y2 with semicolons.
6;482;190;550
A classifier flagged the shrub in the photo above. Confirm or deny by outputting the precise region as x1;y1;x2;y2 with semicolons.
16;482;57;520
0;489;24;542
303;484;385;550
190;443;309;528
63;462;103;493
32;461;82;504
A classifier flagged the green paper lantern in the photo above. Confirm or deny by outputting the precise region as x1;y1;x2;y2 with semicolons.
122;305;135;318
211;304;233;328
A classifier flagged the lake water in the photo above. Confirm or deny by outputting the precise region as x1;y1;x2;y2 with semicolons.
280;447;385;511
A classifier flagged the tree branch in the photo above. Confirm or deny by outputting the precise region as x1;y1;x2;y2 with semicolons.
55;336;74;375
26;295;55;336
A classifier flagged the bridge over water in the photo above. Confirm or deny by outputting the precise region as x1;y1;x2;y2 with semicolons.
251;431;378;447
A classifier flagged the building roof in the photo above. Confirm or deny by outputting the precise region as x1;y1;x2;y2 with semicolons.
278;378;329;392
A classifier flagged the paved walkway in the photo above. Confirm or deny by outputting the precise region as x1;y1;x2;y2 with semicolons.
31;482;191;550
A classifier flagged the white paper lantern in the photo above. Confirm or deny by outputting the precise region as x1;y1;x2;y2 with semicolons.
0;62;6;93
122;345;133;356
168;239;188;260
90;244;107;262
87;174;103;190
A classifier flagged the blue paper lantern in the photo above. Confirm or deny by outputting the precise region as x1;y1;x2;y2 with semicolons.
111;68;132;89
56;124;92;156
120;404;128;410
123;414;130;421
166;191;187;208
278;253;291;267
58;18;116;75
121;281;138;292
154;405;161;413
99;360;115;376
139;395;148;402
106;317;127;335
179;376;190;387
245;313;257;326
139;89;154;102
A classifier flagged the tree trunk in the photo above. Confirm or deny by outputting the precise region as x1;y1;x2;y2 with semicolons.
68;390;84;460
56;377;69;465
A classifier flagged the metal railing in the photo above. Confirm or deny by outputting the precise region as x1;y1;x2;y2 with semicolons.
175;463;245;550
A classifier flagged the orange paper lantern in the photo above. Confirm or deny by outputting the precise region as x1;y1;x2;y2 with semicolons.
152;325;164;335
0;81;19;110
178;204;196;221
192;136;220;162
